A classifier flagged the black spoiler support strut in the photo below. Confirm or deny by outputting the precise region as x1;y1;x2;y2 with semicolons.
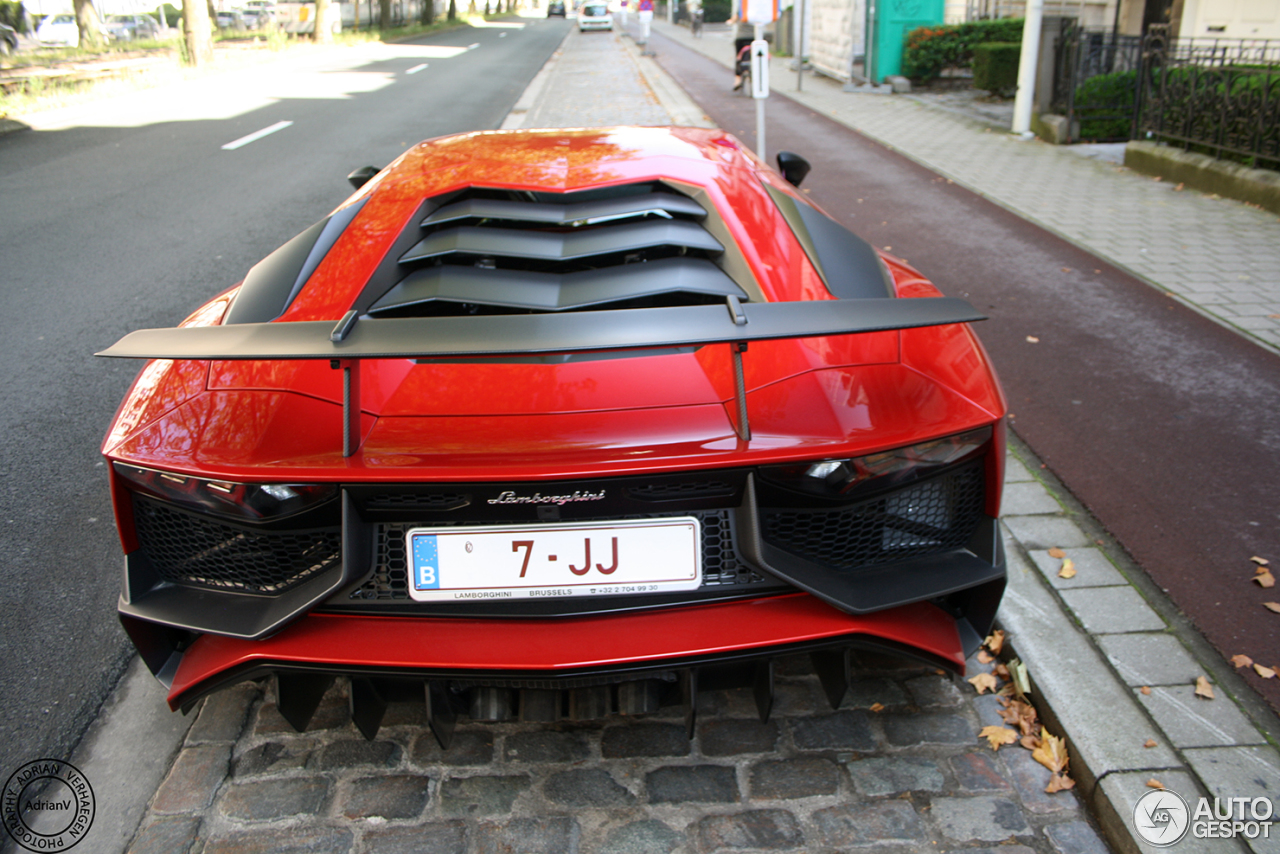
98;297;985;456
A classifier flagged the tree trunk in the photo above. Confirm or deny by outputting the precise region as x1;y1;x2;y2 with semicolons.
313;0;333;42
420;0;434;25
183;0;214;65
73;0;105;48
379;0;392;28
448;0;456;19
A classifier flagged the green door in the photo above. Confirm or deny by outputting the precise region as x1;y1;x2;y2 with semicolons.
870;0;944;82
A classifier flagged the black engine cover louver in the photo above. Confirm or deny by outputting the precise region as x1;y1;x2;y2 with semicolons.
369;184;748;318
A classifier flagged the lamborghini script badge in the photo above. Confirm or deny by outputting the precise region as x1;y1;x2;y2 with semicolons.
487;490;606;506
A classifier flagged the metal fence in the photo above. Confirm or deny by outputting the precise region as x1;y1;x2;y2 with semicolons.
1136;26;1280;170
1051;22;1143;141
1051;23;1280;169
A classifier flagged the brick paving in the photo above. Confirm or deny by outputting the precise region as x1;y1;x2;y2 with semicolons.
130;645;1108;853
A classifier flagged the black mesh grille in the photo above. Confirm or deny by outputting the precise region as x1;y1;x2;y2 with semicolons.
351;510;759;601
762;463;985;571
132;496;341;595
626;481;737;501
363;492;470;511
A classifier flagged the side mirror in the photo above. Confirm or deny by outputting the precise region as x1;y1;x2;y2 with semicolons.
776;151;812;187
347;166;381;189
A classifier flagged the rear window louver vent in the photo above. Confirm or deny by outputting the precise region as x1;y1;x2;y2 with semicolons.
367;185;749;318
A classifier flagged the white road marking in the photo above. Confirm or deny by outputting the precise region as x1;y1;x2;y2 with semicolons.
221;120;293;150
467;42;480;49
406;63;429;74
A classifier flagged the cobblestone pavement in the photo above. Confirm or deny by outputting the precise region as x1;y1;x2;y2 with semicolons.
652;21;1280;355
127;639;1109;854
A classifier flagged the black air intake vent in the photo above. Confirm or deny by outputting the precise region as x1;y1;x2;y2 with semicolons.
367;184;748;318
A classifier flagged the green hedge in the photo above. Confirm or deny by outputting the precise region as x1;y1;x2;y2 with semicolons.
702;0;731;22
1072;70;1137;140
972;41;1019;96
903;18;1024;83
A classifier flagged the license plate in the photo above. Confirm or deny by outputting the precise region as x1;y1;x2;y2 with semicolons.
405;518;701;602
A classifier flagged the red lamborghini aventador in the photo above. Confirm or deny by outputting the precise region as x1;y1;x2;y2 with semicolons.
99;127;1006;745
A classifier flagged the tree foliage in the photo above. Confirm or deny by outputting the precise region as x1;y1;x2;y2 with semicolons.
903;18;1024;83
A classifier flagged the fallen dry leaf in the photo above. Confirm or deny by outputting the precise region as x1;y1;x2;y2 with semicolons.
999;698;1039;734
968;672;1000;694
870;702;886;712
1252;556;1270;566
985;630;1006;655
1264;602;1280;614
994;663;1011;681
1032;729;1070;774
1147;778;1165;789
1195;676;1215;699
1026;335;1040;343
1060;267;1072;273
1048;547;1067;559
1254;664;1276;679
1140;686;1152;695
1173;183;1185;191
980;725;1019;750
1231;654;1255;668
1144;739;1157;748
1020;734;1042;751
1254;570;1276;588
1046;773;1076;793
1058;558;1077;579
977;649;995;664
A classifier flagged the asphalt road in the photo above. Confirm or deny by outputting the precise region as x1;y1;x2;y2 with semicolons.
0;17;572;781
650;32;1280;714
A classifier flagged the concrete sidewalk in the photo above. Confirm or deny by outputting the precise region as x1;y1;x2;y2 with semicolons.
649;19;1280;358
48;22;1279;854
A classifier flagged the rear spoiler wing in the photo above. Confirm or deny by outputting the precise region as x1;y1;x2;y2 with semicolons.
98;296;984;453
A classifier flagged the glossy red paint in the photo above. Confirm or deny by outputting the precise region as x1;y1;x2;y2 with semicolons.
103;128;1004;485
167;594;965;710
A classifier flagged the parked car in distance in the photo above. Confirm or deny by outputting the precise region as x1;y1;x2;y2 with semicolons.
547;0;566;15
242;1;277;28
36;13;82;46
98;126;1007;743
216;8;248;30
578;1;611;30
104;13;162;41
0;22;18;55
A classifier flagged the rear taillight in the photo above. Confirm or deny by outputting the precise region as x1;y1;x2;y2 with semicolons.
113;463;337;522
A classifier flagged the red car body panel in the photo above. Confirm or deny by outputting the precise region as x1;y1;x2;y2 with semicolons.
100;127;1007;735
167;595;965;711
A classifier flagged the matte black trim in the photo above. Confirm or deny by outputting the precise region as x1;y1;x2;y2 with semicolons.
764;185;894;300
369;256;747;315
398;219;724;264
224;198;369;325
118;491;373;640
97;297;985;362
422;192;707;227
733;474;1005;616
